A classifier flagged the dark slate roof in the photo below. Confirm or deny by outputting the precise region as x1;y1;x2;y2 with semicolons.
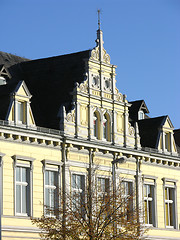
0;50;91;129
0;52;30;120
0;82;17;120
138;116;167;148
129;100;149;122
174;129;180;154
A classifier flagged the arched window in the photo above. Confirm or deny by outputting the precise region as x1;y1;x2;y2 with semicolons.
103;113;111;141
93;111;99;139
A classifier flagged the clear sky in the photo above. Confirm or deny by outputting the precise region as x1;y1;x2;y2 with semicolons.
1;0;180;129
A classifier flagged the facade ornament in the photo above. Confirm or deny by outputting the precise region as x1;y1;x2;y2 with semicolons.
128;122;135;136
66;110;75;122
79;80;88;93
115;87;123;102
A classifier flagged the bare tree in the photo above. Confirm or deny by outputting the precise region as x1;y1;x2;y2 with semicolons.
32;166;147;240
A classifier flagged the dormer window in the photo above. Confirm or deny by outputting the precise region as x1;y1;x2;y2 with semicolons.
138;110;144;120
17;101;26;124
165;132;170;151
0;76;6;85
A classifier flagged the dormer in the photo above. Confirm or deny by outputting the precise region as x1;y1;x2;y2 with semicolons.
129;100;149;122
0;65;11;85
158;116;177;155
6;81;35;127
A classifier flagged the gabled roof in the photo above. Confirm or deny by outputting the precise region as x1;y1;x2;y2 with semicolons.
138;116;167;148
0;65;11;78
129;100;149;122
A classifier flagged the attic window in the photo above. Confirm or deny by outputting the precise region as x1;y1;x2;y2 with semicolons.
0;76;6;85
17;101;26;124
138;110;144;120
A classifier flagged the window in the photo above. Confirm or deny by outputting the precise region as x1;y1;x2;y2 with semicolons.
138;110;144;120
98;177;110;199
15;166;30;216
103;113;111;141
13;155;34;217
144;184;155;225
165;187;175;227
45;170;59;216
163;178;177;229
42;160;61;216
72;174;85;213
165;133;170;151
17;101;26;123
93;111;99;139
121;181;133;220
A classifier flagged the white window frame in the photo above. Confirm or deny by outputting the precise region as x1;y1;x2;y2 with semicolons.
71;173;85;214
17;101;26;124
97;176;110;198
13;155;34;217
138;110;144;120
121;180;133;220
162;178;178;229
42;160;61;217
143;175;157;227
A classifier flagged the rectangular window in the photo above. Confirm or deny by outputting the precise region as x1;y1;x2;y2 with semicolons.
165;187;175;227
45;170;59;216
72;174;85;213
17;101;26;123
165;133;170;151
15;166;30;216
98;177;109;195
121;181;133;220
144;184;155;226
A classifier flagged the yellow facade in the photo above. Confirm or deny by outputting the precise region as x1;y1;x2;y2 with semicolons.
0;27;180;240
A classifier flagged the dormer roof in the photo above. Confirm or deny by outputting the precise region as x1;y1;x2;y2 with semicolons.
138;116;167;148
129;100;149;122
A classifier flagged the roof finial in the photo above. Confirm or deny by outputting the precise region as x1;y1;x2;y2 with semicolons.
98;9;101;30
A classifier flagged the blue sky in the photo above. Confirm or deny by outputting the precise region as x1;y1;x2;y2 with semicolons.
1;0;180;129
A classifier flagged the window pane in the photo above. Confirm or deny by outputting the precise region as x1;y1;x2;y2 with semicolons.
148;200;153;224
45;171;49;185
165;203;169;226
169;188;174;201
144;201;147;224
165;188;168;200
76;175;81;189
22;168;27;182
45;188;50;207
22;185;27;213
16;185;21;213
144;185;147;197
72;174;76;188
50;189;55;208
16;167;21;181
170;203;174;226
50;171;55;186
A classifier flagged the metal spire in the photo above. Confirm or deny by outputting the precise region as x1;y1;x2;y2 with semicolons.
98;9;101;30
96;9;104;61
